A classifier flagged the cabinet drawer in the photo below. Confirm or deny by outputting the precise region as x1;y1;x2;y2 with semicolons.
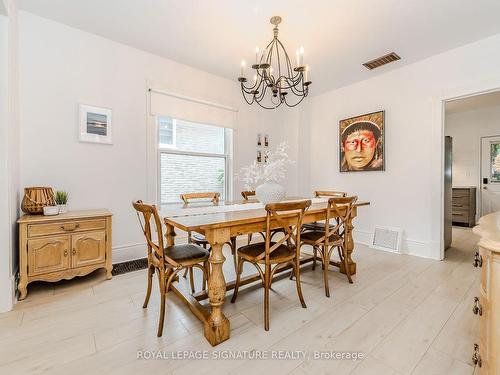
479;247;489;292
452;197;470;208
28;219;106;237
452;189;470;198
452;207;470;216
478;290;489;351
452;213;469;223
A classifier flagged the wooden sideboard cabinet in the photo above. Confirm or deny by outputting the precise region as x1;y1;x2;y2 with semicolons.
472;212;500;374
452;187;476;227
17;209;113;300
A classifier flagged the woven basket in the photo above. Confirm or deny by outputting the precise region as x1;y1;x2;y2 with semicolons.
21;187;56;214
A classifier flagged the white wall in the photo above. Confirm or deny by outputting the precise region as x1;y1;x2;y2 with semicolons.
300;33;500;259
18;12;300;263
16;8;500;272
0;0;20;312
445;104;500;219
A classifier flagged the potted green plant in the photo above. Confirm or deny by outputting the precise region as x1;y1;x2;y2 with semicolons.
55;191;69;213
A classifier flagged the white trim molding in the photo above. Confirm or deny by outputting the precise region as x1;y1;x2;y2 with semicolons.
353;229;441;260
0;275;14;312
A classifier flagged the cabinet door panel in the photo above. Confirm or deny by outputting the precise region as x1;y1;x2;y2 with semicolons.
28;236;70;276
72;231;106;268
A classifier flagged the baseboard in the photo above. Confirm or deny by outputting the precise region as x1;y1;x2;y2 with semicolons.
353;229;441;260
112;231;191;263
0;275;14;313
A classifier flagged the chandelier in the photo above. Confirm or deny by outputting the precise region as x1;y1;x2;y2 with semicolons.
238;16;311;109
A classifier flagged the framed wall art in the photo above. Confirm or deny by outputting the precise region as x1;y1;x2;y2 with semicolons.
79;104;113;144
339;110;385;172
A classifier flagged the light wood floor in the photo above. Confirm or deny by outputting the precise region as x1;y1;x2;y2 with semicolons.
0;228;479;375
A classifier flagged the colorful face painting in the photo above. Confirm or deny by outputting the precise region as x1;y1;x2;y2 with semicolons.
339;111;385;172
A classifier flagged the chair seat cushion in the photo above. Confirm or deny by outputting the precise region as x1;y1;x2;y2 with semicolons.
301;231;342;244
191;232;208;244
237;242;295;263
165;244;209;263
302;222;335;232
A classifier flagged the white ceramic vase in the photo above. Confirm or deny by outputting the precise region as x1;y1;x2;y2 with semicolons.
58;204;68;214
255;181;286;205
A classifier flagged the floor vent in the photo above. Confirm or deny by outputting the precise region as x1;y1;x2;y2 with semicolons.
112;258;148;276
363;52;401;70
371;226;402;253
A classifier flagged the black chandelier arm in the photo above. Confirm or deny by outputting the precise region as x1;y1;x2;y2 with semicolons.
276;38;295;78
240;88;255;106
288;78;307;96
280;74;304;93
282;92;306;108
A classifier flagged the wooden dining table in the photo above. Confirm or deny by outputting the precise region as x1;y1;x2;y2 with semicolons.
160;197;369;346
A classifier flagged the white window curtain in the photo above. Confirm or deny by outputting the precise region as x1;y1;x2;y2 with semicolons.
149;88;237;129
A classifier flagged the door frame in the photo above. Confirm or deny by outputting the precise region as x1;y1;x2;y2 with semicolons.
479;135;500;217
439;84;500;260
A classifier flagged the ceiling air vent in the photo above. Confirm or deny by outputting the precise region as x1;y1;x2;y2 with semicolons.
371;226;403;253
363;52;401;70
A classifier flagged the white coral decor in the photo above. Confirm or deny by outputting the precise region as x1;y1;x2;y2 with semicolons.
236;142;294;203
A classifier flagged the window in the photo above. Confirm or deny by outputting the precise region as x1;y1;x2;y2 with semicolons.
158;117;176;147
158;117;232;204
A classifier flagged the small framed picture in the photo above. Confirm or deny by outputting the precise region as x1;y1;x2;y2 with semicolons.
264;134;269;147
79;104;113;144
257;150;262;163
264;150;269;163
257;133;262;146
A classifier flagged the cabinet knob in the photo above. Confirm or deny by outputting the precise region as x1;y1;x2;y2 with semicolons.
473;250;483;268
472;297;482;316
72;248;77;255
64;250;68;257
472;343;482;368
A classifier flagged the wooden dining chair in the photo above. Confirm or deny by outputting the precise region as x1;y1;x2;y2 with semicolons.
132;200;210;337
302;190;347;232
300;196;358;297
231;199;312;331
241;191;284;245
180;192;237;291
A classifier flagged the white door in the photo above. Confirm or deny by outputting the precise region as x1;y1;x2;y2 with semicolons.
481;136;500;216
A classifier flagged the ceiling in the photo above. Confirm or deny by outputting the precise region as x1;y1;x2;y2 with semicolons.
18;0;500;95
446;91;500;114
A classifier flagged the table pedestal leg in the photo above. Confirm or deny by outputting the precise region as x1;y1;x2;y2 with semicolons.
204;228;230;346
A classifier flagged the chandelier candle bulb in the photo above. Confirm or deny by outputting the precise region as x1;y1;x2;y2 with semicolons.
296;49;300;67
240;60;246;77
299;46;304;66
304;66;309;82
255;47;259;64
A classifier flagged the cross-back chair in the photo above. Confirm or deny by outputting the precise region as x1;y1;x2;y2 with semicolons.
302;190;347;232
300;196;358;297
132;200;210;337
180;192;237;291
231;199;312;331
241;191;284;245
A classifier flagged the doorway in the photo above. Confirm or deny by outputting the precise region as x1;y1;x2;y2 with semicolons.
443;90;500;255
